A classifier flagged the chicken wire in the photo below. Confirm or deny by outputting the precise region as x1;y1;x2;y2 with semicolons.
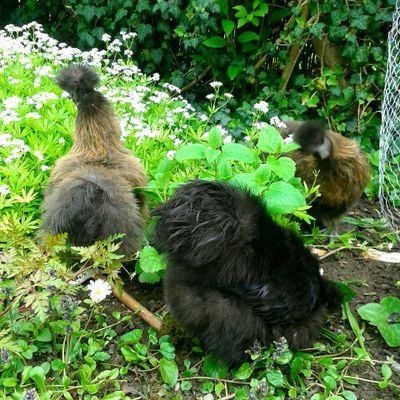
379;1;400;234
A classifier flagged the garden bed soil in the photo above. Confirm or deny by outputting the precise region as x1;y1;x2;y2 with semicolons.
101;199;400;399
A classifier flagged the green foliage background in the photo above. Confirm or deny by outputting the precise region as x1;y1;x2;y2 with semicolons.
1;0;394;143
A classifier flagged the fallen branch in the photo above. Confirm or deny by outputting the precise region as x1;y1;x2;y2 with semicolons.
96;274;162;331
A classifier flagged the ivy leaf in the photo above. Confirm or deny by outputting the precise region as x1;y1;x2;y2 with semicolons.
238;31;260;43
227;65;241;80
138;271;162;284
264;182;306;215
203;36;226;48
138;246;165;273
233;5;248;18
136;23;153;41
222;20;235;35
159;358;179;386
175;144;207;161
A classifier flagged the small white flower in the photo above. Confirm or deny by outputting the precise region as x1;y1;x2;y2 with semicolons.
25;112;41;119
58;137;65;144
102;33;112;42
40;165;50;171
209;81;223;89
270;116;287;129
283;134;294;144
150;73;160;82
88;279;112;303
252;121;269;130
254;100;269;114
224;93;234;99
166;150;176;160
319;267;324;276
199;114;209;122
206;93;215;100
33;150;44;161
223;135;233;144
0;184;10;195
3;96;22;110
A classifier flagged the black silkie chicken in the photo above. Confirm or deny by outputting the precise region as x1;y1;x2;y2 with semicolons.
152;180;343;367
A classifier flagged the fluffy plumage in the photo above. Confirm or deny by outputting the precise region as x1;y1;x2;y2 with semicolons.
281;121;371;227
42;64;148;257
152;180;343;366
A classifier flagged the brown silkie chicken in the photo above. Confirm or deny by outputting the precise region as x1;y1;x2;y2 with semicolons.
281;121;370;228
42;64;148;257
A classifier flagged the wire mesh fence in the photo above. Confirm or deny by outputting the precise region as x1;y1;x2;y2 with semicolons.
379;0;400;234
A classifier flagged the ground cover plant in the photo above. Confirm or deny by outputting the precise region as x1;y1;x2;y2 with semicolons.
0;23;399;400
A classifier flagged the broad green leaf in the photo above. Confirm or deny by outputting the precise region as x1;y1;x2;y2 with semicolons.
222;143;258;164
266;156;296;181
203;36;226;48
358;297;400;347
202;355;228;378
3;377;17;387
159;358;179;386
217;159;233;180
36;327;52;342
138;272;161;284
266;368;285;387
120;329;143;345
254;164;271;185
227;65;241;80
222;19;235;35
233;5;248;18
264;182;306;215
238;31;260;43
234;388;248;400
257;126;284;154
175;144;207;161
160;341;175;360
208;127;223;149
230;173;263;195
138;246;166;273
233;362;253;380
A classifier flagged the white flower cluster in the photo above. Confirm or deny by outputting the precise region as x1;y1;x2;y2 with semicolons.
0;184;10;195
209;81;223;89
270;116;287;129
0;133;30;163
254;100;269;114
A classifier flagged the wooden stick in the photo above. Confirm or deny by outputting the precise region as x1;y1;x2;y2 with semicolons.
96;274;162;331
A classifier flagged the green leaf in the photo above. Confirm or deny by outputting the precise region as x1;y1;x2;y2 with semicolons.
138;272;161;284
203;36;226;48
120;329;143;345
222;19;235;35
257;126;284;154
175;144;207;161
227;65;241;80
217;159;233;180
36;327;52;342
341;390;357;400
222;143;258;164
29;366;46;393
208;127;223;149
233;362;253;380
230;173;263;196
358;297;400;346
234;388;248;400
3;377;17;387
266;156;296;181
264;182;306;215
159;358;179;386
138;246;166;273
202;355;228;378
181;381;192;391
51;359;67;371
381;363;392;380
233;5;248;18
266;368;285;387
254;164;271;185
238;31;260;43
160;341;175;360
335;282;356;303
